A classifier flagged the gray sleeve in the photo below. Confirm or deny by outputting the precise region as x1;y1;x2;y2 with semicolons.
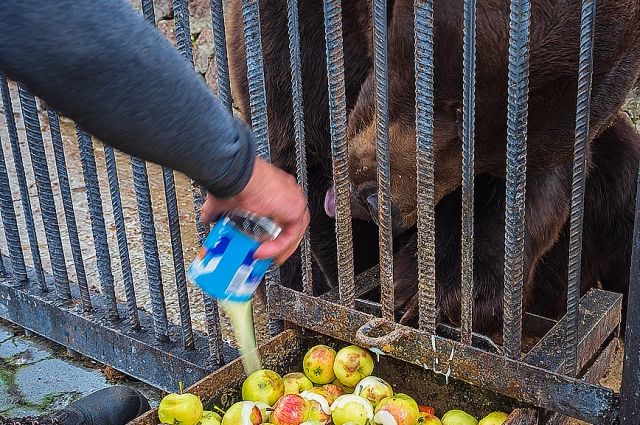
0;0;256;198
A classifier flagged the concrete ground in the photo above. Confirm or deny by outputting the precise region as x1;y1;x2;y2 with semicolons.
0;319;162;420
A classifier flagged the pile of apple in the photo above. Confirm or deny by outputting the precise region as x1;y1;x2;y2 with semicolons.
157;344;510;425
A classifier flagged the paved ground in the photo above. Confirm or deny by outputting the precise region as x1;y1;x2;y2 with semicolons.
0;319;162;420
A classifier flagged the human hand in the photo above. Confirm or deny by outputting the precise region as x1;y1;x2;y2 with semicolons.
200;157;310;264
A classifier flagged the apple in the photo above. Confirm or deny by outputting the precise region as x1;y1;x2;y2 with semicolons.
478;412;509;425
441;410;478;425
303;345;337;384
353;376;393;406
333;346;374;387
331;378;354;394
373;393;420;425
300;422;325;425
242;369;284;406
419;406;436;416
283;372;314;395
221;401;262;425
256;401;272;422
321;383;344;400
330;394;374;425
419;413;443;425
158;392;203;425
300;386;335;423
270;394;310;425
200;410;222;425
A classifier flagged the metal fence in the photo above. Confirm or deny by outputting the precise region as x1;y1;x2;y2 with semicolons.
0;0;638;423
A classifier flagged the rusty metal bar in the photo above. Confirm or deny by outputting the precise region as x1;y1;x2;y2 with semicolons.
172;0;225;358
0;132;26;285
373;0;394;321
211;0;233;112
1;74;46;290
502;0;531;360
287;0;313;295
269;285;618;424
48;111;92;311
241;0;284;336
141;0;195;351
323;0;355;309
17;86;71;303
103;146;140;328
76;128;119;319
414;0;437;334
565;0;596;377
460;0;477;345
621;167;640;424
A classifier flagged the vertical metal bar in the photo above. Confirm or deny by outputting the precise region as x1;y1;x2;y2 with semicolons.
460;0;477;345
241;0;284;336
0;133;27;285
143;0;194;350
373;0;393;321
323;0;355;309
173;0;225;360
48;111;92;310
211;0;233;112
287;0;313;295
17;86;71;302
76;128;119;319
0;73;46;290
565;0;596;377
131;157;169;341
414;0;437;334
621;167;640;424
103;146;140;328
502;0;531;360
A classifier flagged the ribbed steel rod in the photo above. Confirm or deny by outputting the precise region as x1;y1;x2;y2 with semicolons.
565;0;597;377
103;145;140;328
48;111;92;310
142;0;195;350
76;127;119;319
414;0;437;334
0;73;46;290
373;0;394;321
173;0;225;359
0;131;27;285
323;0;355;309
286;0;313;295
502;0;531;360
18;85;71;302
460;0;477;345
210;0;233;112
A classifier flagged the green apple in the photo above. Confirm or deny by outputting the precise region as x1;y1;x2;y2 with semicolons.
283;372;314;395
373;393;420;425
300;385;342;423
441;410;478;425
270;394;310;425
255;401;272;422
200;410;222;425
330;394;374;425
321;383;344;400
353;376;393;406
331;378;354;394
242;369;284;406
221;401;262;425
303;345;337;384
478;412;508;425
300;422;325;425
158;392;203;425
333;346;374;387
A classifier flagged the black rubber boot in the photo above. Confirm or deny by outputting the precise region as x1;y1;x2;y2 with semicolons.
48;386;150;425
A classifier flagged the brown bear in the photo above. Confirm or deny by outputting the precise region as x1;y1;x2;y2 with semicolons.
225;0;640;335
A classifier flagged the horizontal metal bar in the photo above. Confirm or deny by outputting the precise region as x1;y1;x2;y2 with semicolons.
0;260;238;392
524;288;621;373
269;285;618;424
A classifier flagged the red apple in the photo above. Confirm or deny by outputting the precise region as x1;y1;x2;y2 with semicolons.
303;345;337;384
373;393;420;425
271;394;310;425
